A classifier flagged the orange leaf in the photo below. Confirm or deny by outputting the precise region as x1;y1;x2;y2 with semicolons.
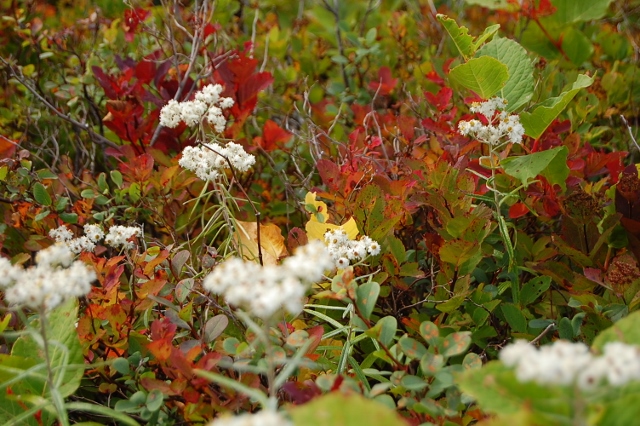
234;220;288;265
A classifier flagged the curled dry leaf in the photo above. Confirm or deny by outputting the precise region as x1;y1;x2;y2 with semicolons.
233;220;288;266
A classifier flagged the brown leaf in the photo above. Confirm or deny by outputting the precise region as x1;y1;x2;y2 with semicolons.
234;220;288;265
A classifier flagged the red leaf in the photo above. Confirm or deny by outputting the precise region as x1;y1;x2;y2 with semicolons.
123;8;150;42
255;119;292;151
368;66;397;96
425;87;453;112
135;60;155;85
509;202;529;219
119;153;154;182
0;135;18;159
92;66;119;99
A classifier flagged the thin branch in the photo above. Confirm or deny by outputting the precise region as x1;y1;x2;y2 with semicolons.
1;57;119;149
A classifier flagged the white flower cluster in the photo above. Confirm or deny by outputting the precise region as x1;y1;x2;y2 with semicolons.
49;224;141;252
500;339;640;390
203;240;333;320
159;84;234;132
324;228;380;269
458;97;525;146
179;142;255;181
0;244;96;310
207;410;292;426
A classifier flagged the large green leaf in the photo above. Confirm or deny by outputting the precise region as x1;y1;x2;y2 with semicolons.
519;74;595;139
437;14;499;60
464;0;515;10
561;28;594;65
0;354;52;425
458;361;574;420
449;57;509;99
11;299;84;398
552;0;615;23
501;146;570;192
476;37;534;111
592;310;640;351
288;392;405;425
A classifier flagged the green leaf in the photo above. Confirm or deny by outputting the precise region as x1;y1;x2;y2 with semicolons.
32;182;52;206
500;303;528;333
145;389;164;412
558;317;574;339
519;276;551;306
436;14;499;60
420;321;440;346
476;37;534;111
519;73;595;139
592;310;640;350
112;358;130;375
110;170;123;188
464;0;514;10
356;281;380;320
552;0;615;23
449;56;509;99
398;336;428;360
59;212;78;224
11;299;84;398
441;331;472;358
289;392;406;426
401;374;428;391
439;240;483;276
561;28;594;65
458;361;574;420
420;352;445;376
367;316;397;347
501;146;569;192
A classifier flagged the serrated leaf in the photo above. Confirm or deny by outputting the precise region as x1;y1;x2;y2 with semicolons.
519;74;595;139
501;146;569;192
204;315;228;343
449;56;509;99
32;182;52;206
356;281;380;320
437;14;499;60
476;37;534;111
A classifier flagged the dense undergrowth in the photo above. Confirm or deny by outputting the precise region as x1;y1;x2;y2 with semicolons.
1;0;640;425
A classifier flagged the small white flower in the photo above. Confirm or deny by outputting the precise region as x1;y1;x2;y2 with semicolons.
49;225;74;243
159;99;182;128
105;225;141;250
84;224;105;242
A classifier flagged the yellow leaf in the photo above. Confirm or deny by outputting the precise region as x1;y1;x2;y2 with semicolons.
234;220;288;266
306;217;359;241
305;192;330;223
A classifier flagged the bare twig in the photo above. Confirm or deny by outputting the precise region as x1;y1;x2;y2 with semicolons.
1;56;119;149
530;322;556;346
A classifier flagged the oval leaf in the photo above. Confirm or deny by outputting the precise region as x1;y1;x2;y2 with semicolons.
449;56;509;99
32;182;52;206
